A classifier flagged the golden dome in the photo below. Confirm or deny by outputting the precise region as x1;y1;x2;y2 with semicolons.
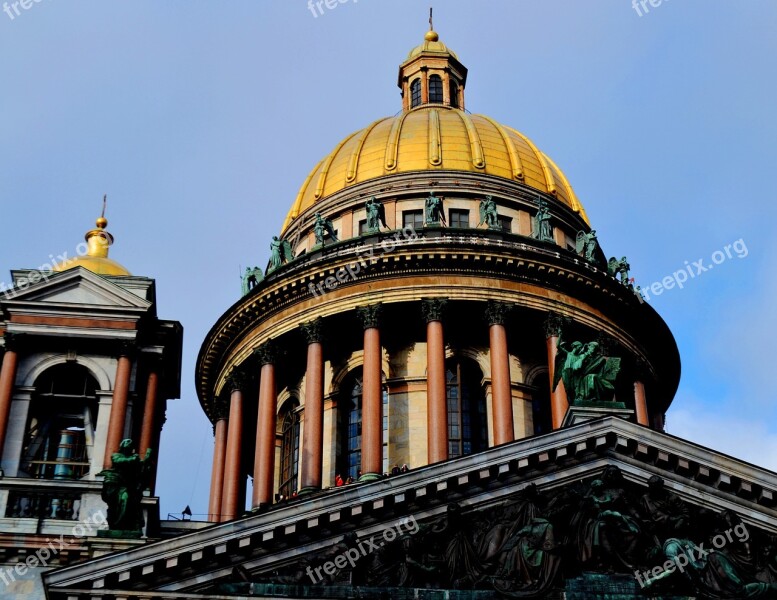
55;255;131;277
53;210;131;277
282;106;589;232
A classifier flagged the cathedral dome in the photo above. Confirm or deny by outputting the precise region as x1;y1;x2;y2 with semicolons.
197;24;681;525
282;29;589;234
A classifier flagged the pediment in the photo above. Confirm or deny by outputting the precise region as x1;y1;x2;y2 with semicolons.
43;418;777;599
4;267;151;311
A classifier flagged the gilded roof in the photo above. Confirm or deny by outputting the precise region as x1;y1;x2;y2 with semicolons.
53;215;131;277
53;256;131;276
405;30;459;60
282;106;589;233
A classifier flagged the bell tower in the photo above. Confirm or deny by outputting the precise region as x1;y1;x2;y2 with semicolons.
0;201;182;596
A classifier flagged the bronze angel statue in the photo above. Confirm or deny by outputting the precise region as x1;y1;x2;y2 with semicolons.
607;256;631;286
576;230;602;265
313;212;339;245
365;197;388;232
268;236;293;272
241;266;263;296
478;195;499;229
552;336;621;404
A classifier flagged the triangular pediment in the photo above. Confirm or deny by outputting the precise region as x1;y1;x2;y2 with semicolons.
3;267;151;312
43;418;777;599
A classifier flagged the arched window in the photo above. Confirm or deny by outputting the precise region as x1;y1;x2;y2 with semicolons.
450;81;459;108
338;369;388;480
410;78;422;108
446;358;487;458
278;401;300;498
23;364;98;480
429;75;443;104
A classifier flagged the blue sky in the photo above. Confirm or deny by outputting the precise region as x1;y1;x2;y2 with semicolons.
1;1;775;517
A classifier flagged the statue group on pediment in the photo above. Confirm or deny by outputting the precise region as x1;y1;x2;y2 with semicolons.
218;466;777;598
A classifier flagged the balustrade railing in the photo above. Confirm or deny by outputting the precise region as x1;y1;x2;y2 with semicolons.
5;489;82;520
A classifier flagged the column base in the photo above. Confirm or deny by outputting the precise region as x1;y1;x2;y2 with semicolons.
561;403;633;428
297;486;321;496
358;473;383;482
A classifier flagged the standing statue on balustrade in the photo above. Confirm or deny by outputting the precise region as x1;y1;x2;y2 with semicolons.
365;197;388;232
241;266;263;296
478;196;499;229
533;197;554;243
576;230;603;266
268;237;293;273
608;256;631;286
99;439;153;533
313;213;339;245
425;191;446;225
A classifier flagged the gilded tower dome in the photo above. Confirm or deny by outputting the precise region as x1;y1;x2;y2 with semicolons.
405;28;459;60
282;29;588;234
53;199;131;276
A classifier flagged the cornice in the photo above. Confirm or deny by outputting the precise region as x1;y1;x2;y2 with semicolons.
196;231;675;420
43;418;777;596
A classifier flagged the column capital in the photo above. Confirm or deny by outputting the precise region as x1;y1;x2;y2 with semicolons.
1;332;22;352
142;353;163;369
485;300;512;326
225;370;247;393
634;357;651;381
300;318;325;345
253;340;278;366
212;400;230;423
421;298;448;323
356;303;383;330
117;341;137;359
542;312;565;338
